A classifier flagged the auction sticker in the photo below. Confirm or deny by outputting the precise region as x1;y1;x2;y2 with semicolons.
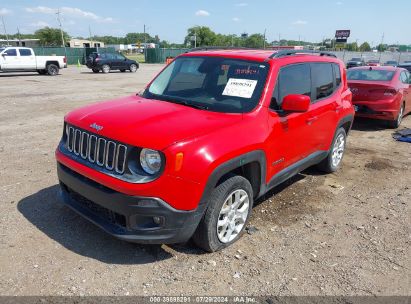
222;78;258;98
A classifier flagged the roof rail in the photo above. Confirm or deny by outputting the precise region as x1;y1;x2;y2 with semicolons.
186;46;260;53
268;50;337;59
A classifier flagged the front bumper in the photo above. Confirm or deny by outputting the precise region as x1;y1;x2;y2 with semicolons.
57;162;206;244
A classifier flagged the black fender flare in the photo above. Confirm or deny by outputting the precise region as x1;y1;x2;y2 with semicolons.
337;114;354;134
199;150;267;207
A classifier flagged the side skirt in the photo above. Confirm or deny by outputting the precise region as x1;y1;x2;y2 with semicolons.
263;151;328;196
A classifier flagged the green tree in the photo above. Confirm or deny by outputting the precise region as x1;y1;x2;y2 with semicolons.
184;26;216;47
35;27;70;46
124;32;157;44
243;34;266;48
346;42;358;51
377;44;387;52
359;42;371;52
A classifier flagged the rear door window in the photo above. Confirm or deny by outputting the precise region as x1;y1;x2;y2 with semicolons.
311;63;334;101
270;63;311;109
19;49;32;56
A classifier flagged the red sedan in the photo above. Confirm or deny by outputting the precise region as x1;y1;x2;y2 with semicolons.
348;66;411;128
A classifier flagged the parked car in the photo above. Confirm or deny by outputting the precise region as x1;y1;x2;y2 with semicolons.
384;60;398;67
56;49;354;252
348;66;411;128
0;47;67;75
346;57;366;69
366;60;380;66
398;63;411;73
404;60;411;64
86;52;139;73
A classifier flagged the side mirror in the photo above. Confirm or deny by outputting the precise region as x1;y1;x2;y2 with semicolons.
282;94;311;112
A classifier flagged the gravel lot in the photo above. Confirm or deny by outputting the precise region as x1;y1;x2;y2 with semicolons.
0;66;410;296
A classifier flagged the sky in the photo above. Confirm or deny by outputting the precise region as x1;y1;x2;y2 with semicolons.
0;0;410;45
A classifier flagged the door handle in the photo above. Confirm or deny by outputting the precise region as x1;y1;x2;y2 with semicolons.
306;116;318;125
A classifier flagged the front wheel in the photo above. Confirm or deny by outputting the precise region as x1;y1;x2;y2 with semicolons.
101;64;110;74
92;68;100;73
317;127;347;173
193;175;253;252
129;64;138;73
46;64;59;76
387;103;404;129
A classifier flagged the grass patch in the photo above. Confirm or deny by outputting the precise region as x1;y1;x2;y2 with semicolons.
123;53;145;63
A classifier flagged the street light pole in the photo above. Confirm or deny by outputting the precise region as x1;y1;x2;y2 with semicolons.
56;9;68;59
1;16;9;46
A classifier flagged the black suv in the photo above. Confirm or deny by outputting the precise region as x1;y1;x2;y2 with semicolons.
86;52;139;73
346;57;365;69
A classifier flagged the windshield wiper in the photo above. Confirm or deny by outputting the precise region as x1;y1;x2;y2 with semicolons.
149;93;209;110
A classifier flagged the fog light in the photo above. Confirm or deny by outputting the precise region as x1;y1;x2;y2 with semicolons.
153;216;162;225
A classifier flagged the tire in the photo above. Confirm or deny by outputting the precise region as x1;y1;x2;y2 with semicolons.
387;103;404;129
317;127;347;173
101;64;110;74
120;69;126;72
92;69;100;73
129;64;138;73
192;175;253;252
37;70;47;75
46;64;59;76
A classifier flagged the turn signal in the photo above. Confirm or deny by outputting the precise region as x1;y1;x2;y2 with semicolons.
175;152;184;172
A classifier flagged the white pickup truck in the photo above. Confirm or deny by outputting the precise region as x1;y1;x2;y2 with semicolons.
0;47;67;76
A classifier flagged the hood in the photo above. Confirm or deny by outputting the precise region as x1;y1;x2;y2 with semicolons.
65;95;243;150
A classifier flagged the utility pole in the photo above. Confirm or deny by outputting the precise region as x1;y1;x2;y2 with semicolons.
56;9;67;59
17;27;21;44
378;32;384;61
1;16;9;46
278;33;281;45
89;25;96;50
263;29;266;49
144;24;146;53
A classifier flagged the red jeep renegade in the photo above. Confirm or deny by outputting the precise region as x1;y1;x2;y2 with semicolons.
56;49;354;252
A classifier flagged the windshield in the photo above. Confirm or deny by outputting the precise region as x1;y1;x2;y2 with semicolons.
347;69;395;81
351;58;362;61
143;56;269;113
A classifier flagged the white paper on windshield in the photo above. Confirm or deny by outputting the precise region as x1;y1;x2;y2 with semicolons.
222;78;258;98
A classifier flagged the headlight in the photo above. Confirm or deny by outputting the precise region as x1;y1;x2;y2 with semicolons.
140;148;162;174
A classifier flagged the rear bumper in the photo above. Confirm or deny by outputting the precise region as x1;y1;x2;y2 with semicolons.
353;99;400;121
57;162;205;244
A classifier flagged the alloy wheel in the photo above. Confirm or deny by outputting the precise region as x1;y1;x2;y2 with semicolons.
331;133;345;167
216;189;250;243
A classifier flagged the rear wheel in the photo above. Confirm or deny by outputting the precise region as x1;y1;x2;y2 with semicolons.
92;68;100;73
129;64;138;73
101;64;110;74
317;127;347;173
46;64;59;76
387;103;404;129
192;176;253;252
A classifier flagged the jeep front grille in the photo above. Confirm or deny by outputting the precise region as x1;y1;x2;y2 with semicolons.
66;126;127;174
